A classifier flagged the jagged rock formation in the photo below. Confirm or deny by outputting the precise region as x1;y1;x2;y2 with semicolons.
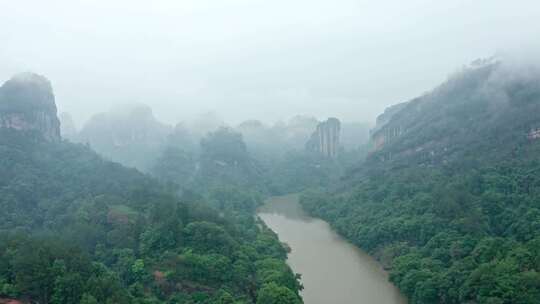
0;73;60;141
370;102;408;151
306;118;341;158
59;112;78;140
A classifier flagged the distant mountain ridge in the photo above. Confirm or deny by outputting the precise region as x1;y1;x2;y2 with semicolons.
77;103;173;170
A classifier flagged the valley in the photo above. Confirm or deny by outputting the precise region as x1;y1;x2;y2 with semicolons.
258;195;407;304
1;50;540;304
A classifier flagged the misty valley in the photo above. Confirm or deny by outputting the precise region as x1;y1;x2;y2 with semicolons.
1;58;540;304
2;1;540;302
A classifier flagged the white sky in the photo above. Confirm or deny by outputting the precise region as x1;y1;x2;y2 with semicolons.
1;0;539;126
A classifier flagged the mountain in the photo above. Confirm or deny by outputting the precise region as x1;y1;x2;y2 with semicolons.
305;118;341;158
301;60;540;304
0;73;60;142
369;60;540;165
0;75;302;304
58;112;78;141
151;126;265;194
78;103;172;171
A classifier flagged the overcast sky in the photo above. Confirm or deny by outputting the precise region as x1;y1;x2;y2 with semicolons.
1;0;539;126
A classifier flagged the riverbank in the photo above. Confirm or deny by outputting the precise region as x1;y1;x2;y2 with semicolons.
258;194;407;304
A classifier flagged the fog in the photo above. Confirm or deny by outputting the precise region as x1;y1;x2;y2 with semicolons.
1;0;539;126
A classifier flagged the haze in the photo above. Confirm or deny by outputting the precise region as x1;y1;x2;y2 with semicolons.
1;0;539;125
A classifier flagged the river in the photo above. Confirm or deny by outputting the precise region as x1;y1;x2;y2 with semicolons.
257;194;407;304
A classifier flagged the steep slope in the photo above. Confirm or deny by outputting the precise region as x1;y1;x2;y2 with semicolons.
0;75;302;303
305;118;341;158
369;60;540;165
301;60;540;304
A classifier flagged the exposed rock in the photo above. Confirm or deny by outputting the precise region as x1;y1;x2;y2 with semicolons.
371;124;406;151
370;101;409;151
372;102;408;133
306;118;341;158
528;128;540;140
0;73;60;141
0;298;24;304
367;59;540;165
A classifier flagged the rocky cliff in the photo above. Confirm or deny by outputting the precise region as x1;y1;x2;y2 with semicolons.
306;117;341;158
370;101;409;151
368;59;540;164
0;73;60;141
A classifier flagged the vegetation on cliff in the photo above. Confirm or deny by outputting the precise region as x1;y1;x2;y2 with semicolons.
0;128;302;303
301;61;540;304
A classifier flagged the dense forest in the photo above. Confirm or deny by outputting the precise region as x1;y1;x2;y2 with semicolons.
3;59;540;304
0;129;302;303
301;61;540;304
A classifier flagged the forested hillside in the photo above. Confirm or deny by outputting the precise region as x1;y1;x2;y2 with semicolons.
0;128;302;304
301;61;540;304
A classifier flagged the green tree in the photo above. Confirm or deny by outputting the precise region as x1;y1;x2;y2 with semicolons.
256;283;301;304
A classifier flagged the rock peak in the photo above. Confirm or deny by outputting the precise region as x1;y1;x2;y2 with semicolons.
0;73;60;141
306;117;341;158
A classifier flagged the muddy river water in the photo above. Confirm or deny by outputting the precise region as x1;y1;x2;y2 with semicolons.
257;194;407;304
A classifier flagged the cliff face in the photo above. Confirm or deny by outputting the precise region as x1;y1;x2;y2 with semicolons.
0;73;60;141
370;101;409;151
368;59;540;164
306;118;341;158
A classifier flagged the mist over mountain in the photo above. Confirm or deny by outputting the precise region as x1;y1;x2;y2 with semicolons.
2;2;540;303
0;73;60;142
76;103;172;170
0;76;302;304
58;111;77;140
369;58;540;165
302;58;540;304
